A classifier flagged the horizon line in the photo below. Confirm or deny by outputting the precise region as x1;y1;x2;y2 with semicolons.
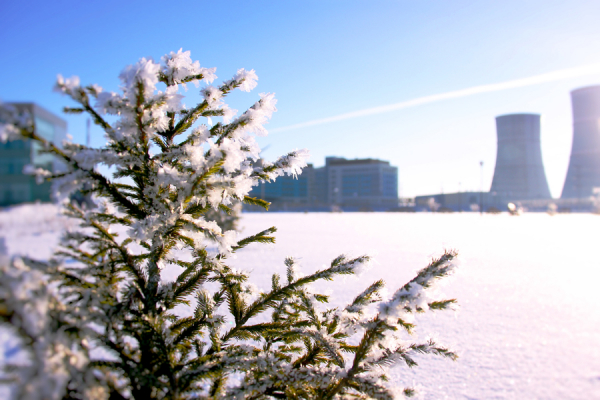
271;63;600;133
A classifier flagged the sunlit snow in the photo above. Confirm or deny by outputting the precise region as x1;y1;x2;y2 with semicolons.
1;204;599;399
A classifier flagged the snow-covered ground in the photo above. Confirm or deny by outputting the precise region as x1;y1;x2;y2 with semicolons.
2;205;600;399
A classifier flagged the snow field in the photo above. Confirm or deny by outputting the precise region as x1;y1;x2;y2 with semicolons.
1;205;599;399
229;212;600;399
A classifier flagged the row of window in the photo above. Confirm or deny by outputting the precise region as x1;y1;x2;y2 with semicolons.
253;175;309;198
0;184;30;204
330;166;382;175
341;173;378;197
0;140;28;150
0;111;63;205
0;158;28;175
382;173;398;198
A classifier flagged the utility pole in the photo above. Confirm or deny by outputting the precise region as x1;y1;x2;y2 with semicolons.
479;161;484;215
86;118;91;147
459;182;462;212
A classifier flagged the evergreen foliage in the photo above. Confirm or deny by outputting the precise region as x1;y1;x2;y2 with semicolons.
204;201;242;232
0;50;458;399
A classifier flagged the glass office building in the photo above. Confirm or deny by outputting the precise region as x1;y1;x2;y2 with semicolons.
0;103;67;206
324;157;398;211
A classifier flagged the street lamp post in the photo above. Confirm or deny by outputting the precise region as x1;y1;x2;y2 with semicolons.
479;161;484;215
459;182;462;212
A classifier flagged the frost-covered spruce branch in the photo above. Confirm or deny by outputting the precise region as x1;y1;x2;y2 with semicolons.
0;49;459;399
0;255;102;399
223;252;459;399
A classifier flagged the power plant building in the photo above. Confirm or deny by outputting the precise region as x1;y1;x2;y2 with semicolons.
561;85;600;199
415;113;552;212
0;103;67;206
490;113;551;202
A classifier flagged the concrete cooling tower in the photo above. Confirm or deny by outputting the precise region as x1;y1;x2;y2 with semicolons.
490;113;551;200
561;85;600;199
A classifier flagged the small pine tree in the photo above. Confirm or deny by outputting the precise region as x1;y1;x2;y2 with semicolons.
0;50;458;399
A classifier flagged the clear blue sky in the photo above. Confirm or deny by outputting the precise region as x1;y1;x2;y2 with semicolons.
2;0;600;198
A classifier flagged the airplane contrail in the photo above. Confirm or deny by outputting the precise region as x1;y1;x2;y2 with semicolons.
271;63;600;133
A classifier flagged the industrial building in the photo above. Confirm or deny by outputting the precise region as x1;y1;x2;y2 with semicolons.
248;156;399;211
414;191;493;212
0;103;66;206
561;85;600;199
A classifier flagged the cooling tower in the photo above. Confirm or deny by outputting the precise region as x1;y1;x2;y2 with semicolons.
561;85;600;199
490;113;551;200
